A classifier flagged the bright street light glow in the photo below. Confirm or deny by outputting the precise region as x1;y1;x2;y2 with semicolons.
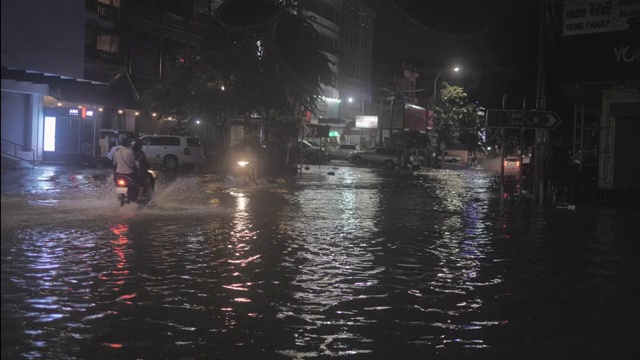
433;66;462;102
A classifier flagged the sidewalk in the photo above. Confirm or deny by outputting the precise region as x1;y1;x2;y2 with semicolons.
1;155;111;195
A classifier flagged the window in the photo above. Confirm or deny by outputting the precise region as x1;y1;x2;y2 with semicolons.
149;137;180;146
97;33;119;54
98;0;120;7
376;148;396;156
187;138;202;147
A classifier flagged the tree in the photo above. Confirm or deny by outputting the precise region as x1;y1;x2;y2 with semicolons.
141;0;335;167
433;83;478;164
388;129;430;165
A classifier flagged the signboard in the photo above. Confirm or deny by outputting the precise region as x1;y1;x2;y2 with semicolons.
486;109;562;129
562;0;640;36
304;124;330;138
404;104;427;132
356;115;378;129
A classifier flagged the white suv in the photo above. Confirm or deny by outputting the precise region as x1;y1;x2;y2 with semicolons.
138;135;205;171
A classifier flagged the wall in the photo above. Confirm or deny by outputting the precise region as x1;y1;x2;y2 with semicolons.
1;91;28;144
1;0;85;79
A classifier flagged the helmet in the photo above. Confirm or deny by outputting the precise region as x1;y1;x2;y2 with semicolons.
121;136;131;147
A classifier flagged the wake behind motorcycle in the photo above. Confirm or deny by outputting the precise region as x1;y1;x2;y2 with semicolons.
115;170;157;206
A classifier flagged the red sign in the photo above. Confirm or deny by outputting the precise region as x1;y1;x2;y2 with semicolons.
404;105;427;131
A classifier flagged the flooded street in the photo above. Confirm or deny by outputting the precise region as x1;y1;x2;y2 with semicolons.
1;165;638;360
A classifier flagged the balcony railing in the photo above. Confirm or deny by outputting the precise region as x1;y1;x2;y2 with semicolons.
128;2;210;36
86;0;118;20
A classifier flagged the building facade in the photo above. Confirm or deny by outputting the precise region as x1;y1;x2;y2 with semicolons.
301;0;376;148
2;0;377;165
2;0;221;165
558;0;640;191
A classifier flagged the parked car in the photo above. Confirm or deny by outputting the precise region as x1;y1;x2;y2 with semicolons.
443;151;463;163
347;147;400;169
327;144;358;161
137;135;205;171
99;129;135;162
291;140;326;164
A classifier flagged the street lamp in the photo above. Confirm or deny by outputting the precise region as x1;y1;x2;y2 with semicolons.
433;67;460;102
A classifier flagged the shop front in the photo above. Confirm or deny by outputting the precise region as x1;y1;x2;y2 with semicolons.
42;106;98;165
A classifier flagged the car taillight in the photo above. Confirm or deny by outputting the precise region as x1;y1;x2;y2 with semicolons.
116;178;127;187
516;161;520;167
184;148;191;156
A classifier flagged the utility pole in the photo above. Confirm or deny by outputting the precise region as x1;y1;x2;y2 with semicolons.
378;97;383;145
533;0;547;206
389;95;395;138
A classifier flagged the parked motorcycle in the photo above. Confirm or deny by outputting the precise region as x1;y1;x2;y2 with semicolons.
115;170;157;206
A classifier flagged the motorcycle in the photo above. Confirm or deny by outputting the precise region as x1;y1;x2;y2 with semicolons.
115;170;157;206
233;159;257;183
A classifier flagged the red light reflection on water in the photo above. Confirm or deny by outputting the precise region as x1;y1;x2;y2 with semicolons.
106;224;131;293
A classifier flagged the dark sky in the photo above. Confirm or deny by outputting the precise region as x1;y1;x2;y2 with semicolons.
367;0;512;66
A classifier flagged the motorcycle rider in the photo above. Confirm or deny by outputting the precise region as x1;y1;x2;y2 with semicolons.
112;137;146;199
237;143;258;183
132;139;155;192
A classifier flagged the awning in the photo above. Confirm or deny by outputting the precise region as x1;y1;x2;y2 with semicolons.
99;69;142;110
2;66;106;103
2;66;141;109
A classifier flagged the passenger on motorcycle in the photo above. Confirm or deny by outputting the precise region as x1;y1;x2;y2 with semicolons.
132;140;155;191
112;137;146;199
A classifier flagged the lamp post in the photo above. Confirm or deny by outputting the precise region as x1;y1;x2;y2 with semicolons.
433;67;460;102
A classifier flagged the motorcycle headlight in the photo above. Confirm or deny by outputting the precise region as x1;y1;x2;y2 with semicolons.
237;161;250;167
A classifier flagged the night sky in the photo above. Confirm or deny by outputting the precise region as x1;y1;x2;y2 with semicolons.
368;0;514;64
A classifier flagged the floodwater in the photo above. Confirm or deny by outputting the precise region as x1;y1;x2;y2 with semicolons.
1;165;638;360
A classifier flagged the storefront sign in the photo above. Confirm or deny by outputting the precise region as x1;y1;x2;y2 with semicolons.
356;115;378;128
404;105;427;132
563;0;640;36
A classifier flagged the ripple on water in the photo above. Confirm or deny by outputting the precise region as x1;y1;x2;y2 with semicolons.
1;168;636;359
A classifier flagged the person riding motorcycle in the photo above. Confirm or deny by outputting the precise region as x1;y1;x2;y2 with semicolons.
112;137;146;199
234;143;258;183
132;140;155;192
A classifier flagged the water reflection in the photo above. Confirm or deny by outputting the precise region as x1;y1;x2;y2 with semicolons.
0;224;137;358
278;169;384;356
1;167;637;359
96;223;134;349
221;191;260;324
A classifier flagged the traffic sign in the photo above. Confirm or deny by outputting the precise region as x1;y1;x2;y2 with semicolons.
486;109;562;129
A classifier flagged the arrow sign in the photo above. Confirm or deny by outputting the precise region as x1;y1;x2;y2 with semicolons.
486;109;562;129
